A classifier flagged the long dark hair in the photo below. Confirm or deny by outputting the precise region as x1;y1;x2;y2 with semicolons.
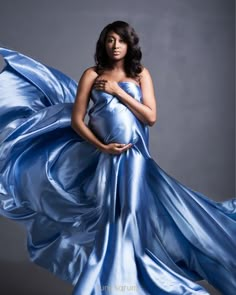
94;21;143;79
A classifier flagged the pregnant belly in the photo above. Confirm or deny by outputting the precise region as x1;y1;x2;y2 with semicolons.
88;105;139;145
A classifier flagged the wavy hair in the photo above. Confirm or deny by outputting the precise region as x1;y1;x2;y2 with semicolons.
94;21;143;79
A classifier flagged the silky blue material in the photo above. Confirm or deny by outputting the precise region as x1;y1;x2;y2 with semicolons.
0;47;235;295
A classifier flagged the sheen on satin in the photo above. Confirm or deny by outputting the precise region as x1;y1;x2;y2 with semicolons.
0;47;235;295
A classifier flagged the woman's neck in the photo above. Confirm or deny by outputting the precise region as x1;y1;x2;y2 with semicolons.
108;59;125;72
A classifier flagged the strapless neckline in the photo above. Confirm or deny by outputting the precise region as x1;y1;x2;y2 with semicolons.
117;81;141;88
90;81;141;95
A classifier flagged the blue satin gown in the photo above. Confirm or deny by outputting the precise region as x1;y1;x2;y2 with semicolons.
0;47;235;295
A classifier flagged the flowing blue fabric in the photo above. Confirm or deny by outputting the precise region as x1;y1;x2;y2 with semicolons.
0;47;235;295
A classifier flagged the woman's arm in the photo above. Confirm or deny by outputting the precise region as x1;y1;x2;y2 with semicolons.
116;67;157;126
93;67;157;126
71;67;107;151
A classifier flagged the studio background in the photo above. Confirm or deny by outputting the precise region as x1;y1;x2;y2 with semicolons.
0;0;234;295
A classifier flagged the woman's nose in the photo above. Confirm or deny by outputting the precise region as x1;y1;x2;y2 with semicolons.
113;40;119;48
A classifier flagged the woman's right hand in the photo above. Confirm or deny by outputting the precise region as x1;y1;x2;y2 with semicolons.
101;143;133;154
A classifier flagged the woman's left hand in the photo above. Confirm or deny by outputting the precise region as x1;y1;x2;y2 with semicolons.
93;78;119;95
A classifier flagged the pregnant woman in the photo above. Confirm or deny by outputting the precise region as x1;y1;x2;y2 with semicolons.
0;21;235;295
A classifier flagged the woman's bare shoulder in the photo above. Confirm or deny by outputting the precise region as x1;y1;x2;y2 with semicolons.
81;66;98;79
79;66;98;85
139;66;151;78
138;66;154;84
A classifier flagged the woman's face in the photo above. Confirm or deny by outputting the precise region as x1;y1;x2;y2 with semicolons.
105;31;128;62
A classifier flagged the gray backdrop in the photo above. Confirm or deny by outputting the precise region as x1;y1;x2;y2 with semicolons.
0;0;234;294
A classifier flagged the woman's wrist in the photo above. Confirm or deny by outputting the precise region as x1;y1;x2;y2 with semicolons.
113;85;125;99
97;143;107;152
